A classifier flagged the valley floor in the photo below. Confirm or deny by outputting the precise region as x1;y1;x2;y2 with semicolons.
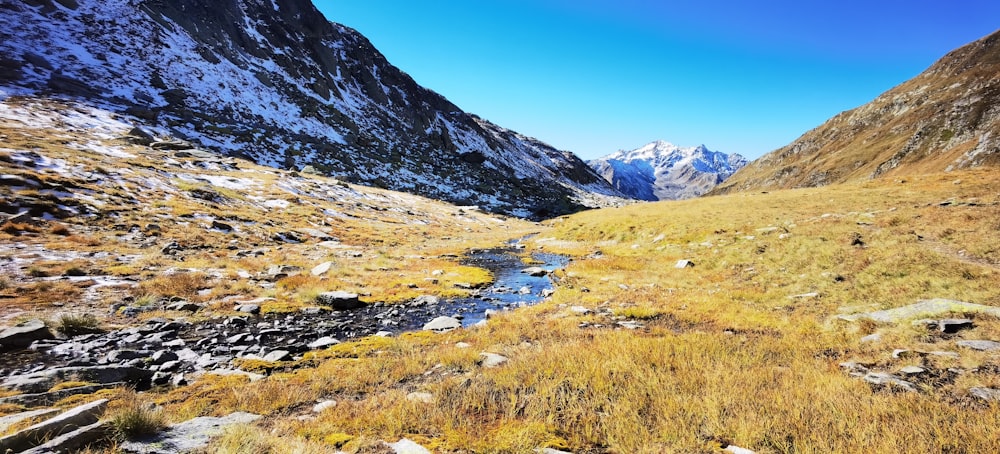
1;97;999;453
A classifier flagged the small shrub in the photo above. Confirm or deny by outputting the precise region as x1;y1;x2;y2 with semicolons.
107;391;167;440
50;223;72;236
62;266;88;277
55;313;102;335
27;267;50;278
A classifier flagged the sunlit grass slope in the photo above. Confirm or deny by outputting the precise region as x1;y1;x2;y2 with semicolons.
157;169;998;453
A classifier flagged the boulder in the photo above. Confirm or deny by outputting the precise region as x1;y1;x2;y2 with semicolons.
0;319;53;350
388;438;432;454
675;260;695;268
423;316;461;332
522;267;548;277
315;291;363;310
479;352;508;368
312;400;337;413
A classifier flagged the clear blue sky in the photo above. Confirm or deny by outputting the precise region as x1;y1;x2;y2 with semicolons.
313;1;999;160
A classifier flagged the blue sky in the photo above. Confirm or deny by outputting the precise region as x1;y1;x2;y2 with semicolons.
313;1;1000;160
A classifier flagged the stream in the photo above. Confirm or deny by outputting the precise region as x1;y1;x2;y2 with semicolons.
0;244;569;382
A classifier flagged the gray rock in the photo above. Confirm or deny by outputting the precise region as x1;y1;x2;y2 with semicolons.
235;304;261;315
957;340;1000;351
860;333;882;343
151;350;179;365
2;365;153;393
479;352;508;368
839;298;1000;323
20;420;107;454
165;301;202;312
150;139;194;151
0;408;61;434
969;387;1000;402
898;366;926;376
311;261;333;276
537;449;574;454
406;392;435;403
315;291;363;310
307;336;340;349
0;319;53;350
262;350;290;362
723;445;757;454
862;372;916;392
674;260;695;268
617;321;644;330
411;295;440;306
388;438;431;454
312;400;337;413
211;220;233;232
423;316;461;332
0;399;107;453
522;267;548;276
0;382;122;407
119;412;261;454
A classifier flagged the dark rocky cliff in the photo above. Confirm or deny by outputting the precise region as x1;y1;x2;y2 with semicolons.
0;0;624;219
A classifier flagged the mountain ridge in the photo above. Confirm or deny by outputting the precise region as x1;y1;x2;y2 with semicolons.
588;140;747;201
0;0;626;219
712;29;1000;195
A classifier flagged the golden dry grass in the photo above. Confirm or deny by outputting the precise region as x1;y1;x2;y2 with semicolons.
3;97;999;452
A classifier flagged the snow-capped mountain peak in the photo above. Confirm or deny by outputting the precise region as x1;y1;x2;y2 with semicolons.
588;141;748;201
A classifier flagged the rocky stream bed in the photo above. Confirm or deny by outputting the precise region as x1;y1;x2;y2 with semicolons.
0;245;568;394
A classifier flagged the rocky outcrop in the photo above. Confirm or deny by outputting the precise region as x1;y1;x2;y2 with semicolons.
0;0;625;219
589;141;747;201
714;30;1000;194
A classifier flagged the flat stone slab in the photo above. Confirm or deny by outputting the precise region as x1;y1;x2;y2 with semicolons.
21;420;107;454
120;411;261;454
956;340;1000;351
0;408;60;434
2;365;153;393
862;372;916;392
969;387;1000;402
0;399;107;453
838;298;1000;323
0;319;53;350
0;382;123;407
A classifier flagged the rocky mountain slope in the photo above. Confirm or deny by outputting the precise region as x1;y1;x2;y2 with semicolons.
0;0;624;219
713;29;1000;194
588;140;747;200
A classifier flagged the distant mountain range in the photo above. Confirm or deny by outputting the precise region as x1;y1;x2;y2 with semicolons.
588;141;747;200
713;29;1000;194
0;0;625;219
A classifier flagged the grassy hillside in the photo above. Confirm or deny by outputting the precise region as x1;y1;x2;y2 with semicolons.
2;97;999;453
